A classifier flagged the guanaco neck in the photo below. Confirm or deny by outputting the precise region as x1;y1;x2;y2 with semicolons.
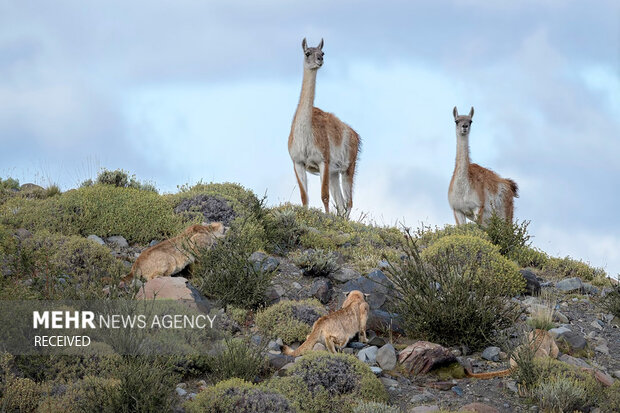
293;68;317;127
454;131;471;178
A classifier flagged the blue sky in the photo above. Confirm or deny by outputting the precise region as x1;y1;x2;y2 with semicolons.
1;0;619;277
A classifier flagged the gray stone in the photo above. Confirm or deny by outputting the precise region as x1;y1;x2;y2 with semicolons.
548;326;571;338
554;311;569;324
380;376;399;387
558;354;592;369
410;391;437;404
342;270;393;309
370;366;383;375
481;346;501;362
313;343;326;351
506;380;519;393
368;309;404;333
267;353;295;370
590;320;604;330
377;260;390;270
175;387;187;397
268;340;281;352
265;284;286;303
348;341;366;349
309;278;332;304
555;277;583;292
342;348;355;355
377;344;397;370
14;228;32;241
409;406;440;413
330;267;361;283
520;269;540;296
87;234;105;245
249;252;279;273
292;282;302;289
557;330;587;350
612;370;620;380
358;345;379;364
582;283;600;295
594;344;609;355
149;240;160;247
106;235;129;249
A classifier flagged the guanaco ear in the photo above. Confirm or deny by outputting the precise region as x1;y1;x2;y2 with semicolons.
343;291;351;296
318;38;324;50
453;106;459;120
302;38;308;52
469;107;474;118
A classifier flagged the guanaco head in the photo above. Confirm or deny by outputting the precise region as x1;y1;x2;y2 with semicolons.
453;106;474;137
302;38;324;70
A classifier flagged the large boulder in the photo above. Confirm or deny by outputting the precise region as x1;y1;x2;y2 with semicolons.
519;269;540;296
136;277;214;313
398;341;456;375
342;270;394;309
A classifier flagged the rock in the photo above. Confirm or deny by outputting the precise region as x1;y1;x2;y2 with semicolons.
358;346;379;365
368;309;404;333
555;277;583;292
594;344;609;355
135;277;214;313
348;341;366;350
149;240;160;247
370;366;383;375
481;346;501;362
557;330;587;350
380;377;399;388
313;343;326;351
330;267;361;283
377;344;397;370
451;386;463;396
175;387;187;397
582;283;600;295
342;348;355;355
591;320;604;330
428;381;454;391
520;269;540;296
87;234;105;245
292;282;302;289
409;405;440;413
174;194;236;226
554;311;569;323
249;252;280;273
309;278;332;304
20;183;43;192
558;354;591;369
460;403;499;413
409;391;437;404
14;228;32;241
368;335;386;347
267;353;295;370
398;341;456;375
548;326;571;338
265;284;286;303
106;235;129;249
267;340;281;352
593;370;614;387
506;380;519;393
342;270;393;309
612;370;620;380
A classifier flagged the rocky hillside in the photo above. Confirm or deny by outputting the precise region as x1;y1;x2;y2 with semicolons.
0;170;618;413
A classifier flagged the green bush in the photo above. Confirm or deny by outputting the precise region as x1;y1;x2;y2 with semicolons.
1;377;42;412
415;222;490;247
255;299;326;344
602;380;620;413
602;282;620;318
353;401;401;413
192;219;274;309
421;234;525;296
543;256;606;282
186;378;295;413
264;206;305;254
512;245;550;268
2;185;185;244
0;177;20;191
94;168;157;192
37;376;120;413
267;352;388;413
483;214;531;259
384;231;522;350
208;337;267;382
535;376;590;413
291;249;341;277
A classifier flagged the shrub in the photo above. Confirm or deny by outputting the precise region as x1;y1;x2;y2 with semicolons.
353;401;401;413
0;177;20;191
513;245;549;268
602;282;620;318
543;256;607;282
37;376;121;413
2;185;184;244
421;234;525;296
484;213;531;259
415;222;490;247
602;380;620;413
535;376;590;413
384;231;522;349
95;168;157;192
255;299;326;344
267;352;388;413
2;377;42;412
185;378;295;413
264;206;305;254
208;337;267;382
291;249;341;277
192;219;274;309
527;293;556;331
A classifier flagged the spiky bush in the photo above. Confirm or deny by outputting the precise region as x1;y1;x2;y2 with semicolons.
264;206;305;254
193;219;274;309
384;231;522;349
255;299;326;344
602;282;620;318
543;256;607;282
208;337;267;382
267;352;388;413
291;249;341;277
484;213;531;258
94;168;157;192
186;378;295;413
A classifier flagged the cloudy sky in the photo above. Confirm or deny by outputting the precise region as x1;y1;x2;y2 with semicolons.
1;0;618;277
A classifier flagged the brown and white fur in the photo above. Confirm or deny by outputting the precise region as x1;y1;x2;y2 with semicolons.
448;106;518;226
288;38;361;217
281;290;369;357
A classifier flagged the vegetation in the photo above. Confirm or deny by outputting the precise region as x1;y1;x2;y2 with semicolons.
208;337;267;382
291;248;341;277
602;282;620;318
526;293;556;331
385;230;522;349
353;401;401;413
543;255;607;283
80;168;158;192
186;378;295;413
267;352;388;413
255;299;326;344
